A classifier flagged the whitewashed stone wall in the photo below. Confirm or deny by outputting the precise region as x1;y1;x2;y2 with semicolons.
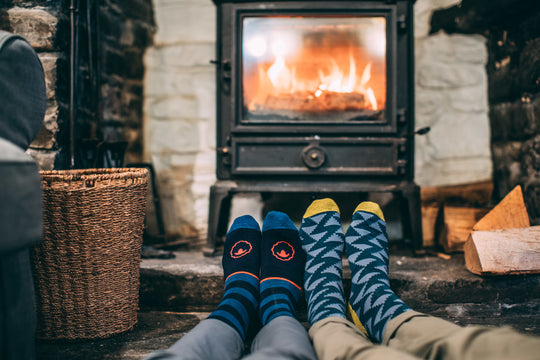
414;0;492;187
144;0;492;242
144;0;216;242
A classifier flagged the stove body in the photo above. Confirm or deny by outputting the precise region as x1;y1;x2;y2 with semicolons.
206;0;421;255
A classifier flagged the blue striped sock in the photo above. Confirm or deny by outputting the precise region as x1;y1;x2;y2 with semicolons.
345;202;410;343
259;211;304;325
208;215;261;340
300;198;346;325
259;278;301;325
208;272;259;340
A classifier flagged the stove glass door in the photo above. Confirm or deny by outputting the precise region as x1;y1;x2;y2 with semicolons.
242;16;386;123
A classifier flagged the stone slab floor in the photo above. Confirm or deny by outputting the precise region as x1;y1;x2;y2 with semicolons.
36;251;540;359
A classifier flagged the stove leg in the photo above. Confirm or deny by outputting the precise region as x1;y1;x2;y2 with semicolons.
400;183;424;255
204;184;231;257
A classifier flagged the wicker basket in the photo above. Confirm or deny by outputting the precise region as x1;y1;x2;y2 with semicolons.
31;168;149;340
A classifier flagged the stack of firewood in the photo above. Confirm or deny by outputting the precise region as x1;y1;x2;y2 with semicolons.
422;183;540;276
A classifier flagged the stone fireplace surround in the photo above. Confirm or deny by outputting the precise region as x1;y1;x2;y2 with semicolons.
2;0;538;245
143;0;496;244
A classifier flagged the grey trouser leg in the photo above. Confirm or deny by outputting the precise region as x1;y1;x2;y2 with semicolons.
143;318;244;360
245;316;317;360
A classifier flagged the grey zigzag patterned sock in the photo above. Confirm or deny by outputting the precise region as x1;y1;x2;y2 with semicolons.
345;201;410;343
300;198;346;325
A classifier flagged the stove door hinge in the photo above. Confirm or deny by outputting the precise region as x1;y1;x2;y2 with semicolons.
397;159;407;175
397;108;407;124
397;14;408;33
218;146;231;166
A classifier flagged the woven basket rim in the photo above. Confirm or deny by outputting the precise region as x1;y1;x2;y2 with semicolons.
40;168;148;182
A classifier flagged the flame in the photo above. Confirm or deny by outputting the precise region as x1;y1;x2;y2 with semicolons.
247;51;382;112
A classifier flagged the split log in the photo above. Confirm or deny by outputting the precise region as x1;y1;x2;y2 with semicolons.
421;181;493;207
436;205;490;253
464;226;540;276
472;185;530;231
422;205;440;247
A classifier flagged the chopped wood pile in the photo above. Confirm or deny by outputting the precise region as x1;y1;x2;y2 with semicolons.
421;183;540;276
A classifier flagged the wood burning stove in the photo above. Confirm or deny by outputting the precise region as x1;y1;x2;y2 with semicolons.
206;0;422;255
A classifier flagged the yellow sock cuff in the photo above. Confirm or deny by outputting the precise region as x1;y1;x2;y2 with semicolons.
303;198;340;219
346;302;368;336
353;201;385;222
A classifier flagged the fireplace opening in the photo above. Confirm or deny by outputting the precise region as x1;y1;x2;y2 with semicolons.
242;16;387;122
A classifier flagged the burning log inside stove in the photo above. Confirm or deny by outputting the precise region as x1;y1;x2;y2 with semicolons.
266;90;366;112
248;90;383;120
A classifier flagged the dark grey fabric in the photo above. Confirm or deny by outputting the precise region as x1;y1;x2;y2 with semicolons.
0;30;45;360
0;138;43;253
0;248;37;360
0;31;46;150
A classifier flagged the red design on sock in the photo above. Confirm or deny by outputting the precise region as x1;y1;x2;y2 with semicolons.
231;240;253;258
271;241;294;261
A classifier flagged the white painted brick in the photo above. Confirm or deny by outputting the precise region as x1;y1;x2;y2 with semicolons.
448;83;488;113
145;69;197;97
417;63;484;89
428;112;491;159
147;96;199;119
416;157;492;187
145;43;215;68
192;71;216;120
153;0;215;45
415;88;445;117
228;194;264;229
146;118;200;153
422;32;487;64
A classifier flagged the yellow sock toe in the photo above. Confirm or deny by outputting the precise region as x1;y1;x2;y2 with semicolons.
353;201;385;222
303;198;340;219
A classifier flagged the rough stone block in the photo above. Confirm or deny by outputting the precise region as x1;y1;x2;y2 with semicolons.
518;38;540;94
8;7;58;50
101;12;154;49
26;148;57;171
102;45;145;79
414;0;461;38
38;52;60;101
108;0;155;23
491;97;540;141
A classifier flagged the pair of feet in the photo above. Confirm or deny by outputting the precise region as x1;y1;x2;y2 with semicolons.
209;199;409;344
300;198;410;342
208;211;304;341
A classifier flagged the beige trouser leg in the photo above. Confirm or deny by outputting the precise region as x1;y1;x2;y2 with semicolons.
309;316;420;360
384;311;540;360
310;312;540;360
